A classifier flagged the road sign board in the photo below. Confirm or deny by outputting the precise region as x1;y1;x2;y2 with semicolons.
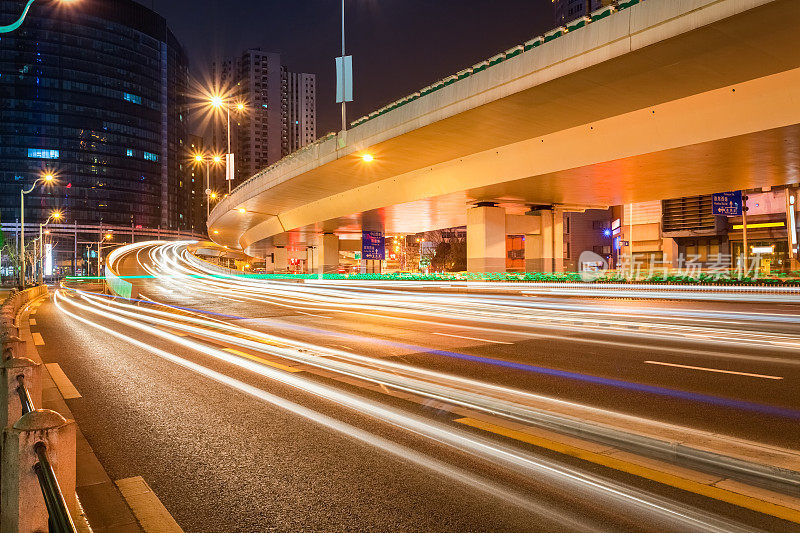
335;56;353;103
361;231;385;260
712;191;743;216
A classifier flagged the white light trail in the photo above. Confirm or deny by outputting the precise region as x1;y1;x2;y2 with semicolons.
54;288;757;532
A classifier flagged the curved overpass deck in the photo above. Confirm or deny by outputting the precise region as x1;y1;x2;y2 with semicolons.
208;0;800;251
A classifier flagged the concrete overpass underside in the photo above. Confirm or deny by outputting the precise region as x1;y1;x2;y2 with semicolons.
207;0;800;269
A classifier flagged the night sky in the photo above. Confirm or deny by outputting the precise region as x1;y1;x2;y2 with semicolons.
140;0;555;135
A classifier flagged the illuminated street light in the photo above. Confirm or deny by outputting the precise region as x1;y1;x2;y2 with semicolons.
362;154;374;163
20;172;58;286
237;207;247;214
96;232;115;277
193;152;223;218
37;210;63;283
207;95;245;193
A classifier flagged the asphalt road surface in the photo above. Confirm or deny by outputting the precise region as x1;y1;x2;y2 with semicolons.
29;242;800;532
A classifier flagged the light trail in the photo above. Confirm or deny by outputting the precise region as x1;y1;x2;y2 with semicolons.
54;288;760;533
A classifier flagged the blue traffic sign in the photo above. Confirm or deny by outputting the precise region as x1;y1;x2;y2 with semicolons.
361;231;385;260
712;191;742;216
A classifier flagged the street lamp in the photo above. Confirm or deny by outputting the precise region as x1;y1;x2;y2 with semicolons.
20;173;55;286
209;96;245;193
1;0;76;34
38;210;62;284
96;232;113;277
193;152;224;218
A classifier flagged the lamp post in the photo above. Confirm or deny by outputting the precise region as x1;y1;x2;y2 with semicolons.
194;153;222;218
340;0;346;131
1;0;76;34
38;211;62;284
20;173;55;287
96;232;112;277
210;97;244;193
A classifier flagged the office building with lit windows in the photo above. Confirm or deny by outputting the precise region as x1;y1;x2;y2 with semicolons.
0;0;192;231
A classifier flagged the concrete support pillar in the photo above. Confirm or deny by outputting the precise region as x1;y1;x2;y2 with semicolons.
786;187;799;271
1;357;41;429
467;204;506;272
2;410;77;532
317;233;340;275
662;237;680;273
274;247;288;273
524;209;565;272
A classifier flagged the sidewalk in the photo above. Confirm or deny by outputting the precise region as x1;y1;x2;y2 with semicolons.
18;292;145;532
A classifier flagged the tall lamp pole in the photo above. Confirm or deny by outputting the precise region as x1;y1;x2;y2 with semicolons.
341;0;346;132
20;173;55;286
194;153;222;219
38;211;62;284
97;233;112;277
210;98;244;194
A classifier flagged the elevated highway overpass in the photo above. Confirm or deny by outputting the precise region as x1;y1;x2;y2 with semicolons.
207;0;800;272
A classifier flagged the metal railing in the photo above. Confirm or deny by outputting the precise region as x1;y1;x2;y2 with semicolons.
1;286;78;532
16;374;34;415
33;442;78;533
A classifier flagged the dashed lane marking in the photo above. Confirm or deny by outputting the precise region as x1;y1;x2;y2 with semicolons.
296;310;332;319
223;347;302;373
32;332;45;345
44;363;82;399
644;360;783;380
432;332;513;345
29;318;37;326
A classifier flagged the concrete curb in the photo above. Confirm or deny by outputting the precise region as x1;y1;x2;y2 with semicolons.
18;292;146;532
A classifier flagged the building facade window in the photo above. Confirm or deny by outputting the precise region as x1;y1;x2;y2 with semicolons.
27;149;60;159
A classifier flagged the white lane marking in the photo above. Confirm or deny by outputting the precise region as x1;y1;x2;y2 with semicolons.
644;360;783;380
432;332;513;345
44;363;82;399
29;318;37;326
296;310;332;319
116;476;183;532
32;332;45;345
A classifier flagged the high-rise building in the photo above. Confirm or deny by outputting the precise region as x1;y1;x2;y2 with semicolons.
553;0;616;26
283;70;317;155
0;0;192;230
213;49;316;186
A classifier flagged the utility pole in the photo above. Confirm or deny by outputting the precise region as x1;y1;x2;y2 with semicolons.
341;0;346;131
